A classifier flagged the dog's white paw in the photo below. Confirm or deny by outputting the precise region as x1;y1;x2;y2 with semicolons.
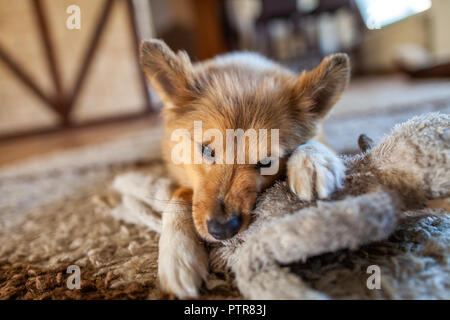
287;141;345;201
158;205;208;299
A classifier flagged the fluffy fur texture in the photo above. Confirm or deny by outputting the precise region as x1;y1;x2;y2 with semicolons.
287;141;346;200
111;112;449;299
140;39;350;241
139;39;350;297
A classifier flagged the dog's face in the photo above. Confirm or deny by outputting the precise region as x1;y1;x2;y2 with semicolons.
140;40;350;241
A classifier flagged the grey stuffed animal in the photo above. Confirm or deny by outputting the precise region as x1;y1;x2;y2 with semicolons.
111;112;450;299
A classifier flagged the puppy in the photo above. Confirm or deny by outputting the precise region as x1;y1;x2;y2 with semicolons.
139;39;350;298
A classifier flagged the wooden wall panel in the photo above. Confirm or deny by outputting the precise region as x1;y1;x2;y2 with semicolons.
0;0;58;134
0;0;151;136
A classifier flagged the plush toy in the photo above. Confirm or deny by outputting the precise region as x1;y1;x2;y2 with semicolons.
110;112;450;299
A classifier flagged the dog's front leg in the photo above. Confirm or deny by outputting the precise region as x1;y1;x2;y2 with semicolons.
287;141;346;201
158;187;209;298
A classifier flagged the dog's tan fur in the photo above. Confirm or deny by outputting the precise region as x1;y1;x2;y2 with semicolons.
140;39;350;298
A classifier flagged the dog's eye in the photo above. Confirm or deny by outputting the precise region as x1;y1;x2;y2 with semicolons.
255;159;271;169
202;145;215;162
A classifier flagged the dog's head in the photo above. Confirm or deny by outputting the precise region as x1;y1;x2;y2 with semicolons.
140;39;350;241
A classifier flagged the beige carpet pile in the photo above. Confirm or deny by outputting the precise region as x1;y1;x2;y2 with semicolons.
0;83;449;299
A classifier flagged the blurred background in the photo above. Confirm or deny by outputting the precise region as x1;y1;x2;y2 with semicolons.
1;0;450;164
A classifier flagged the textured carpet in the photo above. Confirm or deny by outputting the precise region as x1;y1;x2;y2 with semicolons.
0;77;449;299
0;144;448;299
0;128;241;299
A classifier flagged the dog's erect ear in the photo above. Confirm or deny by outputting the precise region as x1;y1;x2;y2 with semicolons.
296;53;350;118
139;39;193;106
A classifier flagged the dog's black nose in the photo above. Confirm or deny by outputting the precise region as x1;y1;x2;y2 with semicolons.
207;215;242;240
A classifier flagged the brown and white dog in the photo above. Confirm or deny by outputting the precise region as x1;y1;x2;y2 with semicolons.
139;39;350;298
